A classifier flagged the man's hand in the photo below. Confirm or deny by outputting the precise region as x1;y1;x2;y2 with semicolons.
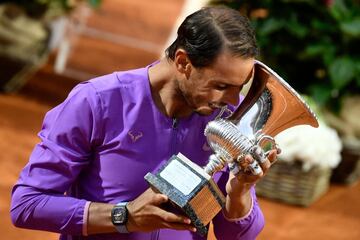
126;188;196;233
87;188;196;235
223;149;278;219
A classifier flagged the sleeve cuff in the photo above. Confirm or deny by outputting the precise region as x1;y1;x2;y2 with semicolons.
222;193;254;222
82;201;91;236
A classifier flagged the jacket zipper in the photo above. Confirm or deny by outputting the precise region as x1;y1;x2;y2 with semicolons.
151;119;177;240
171;118;178;154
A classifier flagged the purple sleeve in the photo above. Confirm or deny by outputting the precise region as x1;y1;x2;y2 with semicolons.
212;171;265;240
10;83;103;235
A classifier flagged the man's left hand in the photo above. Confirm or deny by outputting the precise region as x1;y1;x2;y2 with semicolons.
223;149;278;219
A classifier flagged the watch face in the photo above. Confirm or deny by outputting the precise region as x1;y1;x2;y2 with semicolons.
112;206;127;225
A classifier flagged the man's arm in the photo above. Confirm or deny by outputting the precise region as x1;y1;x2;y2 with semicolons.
212;187;264;240
11;186;195;236
86;188;196;235
211;150;277;240
10;185;88;234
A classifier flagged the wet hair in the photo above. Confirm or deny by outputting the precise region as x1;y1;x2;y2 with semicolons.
165;6;258;67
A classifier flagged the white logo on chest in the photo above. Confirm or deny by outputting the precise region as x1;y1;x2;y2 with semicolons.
128;130;143;142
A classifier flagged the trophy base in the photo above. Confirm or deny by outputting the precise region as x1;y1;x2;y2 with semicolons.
144;153;225;236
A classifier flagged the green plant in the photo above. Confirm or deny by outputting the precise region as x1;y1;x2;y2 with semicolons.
211;0;360;113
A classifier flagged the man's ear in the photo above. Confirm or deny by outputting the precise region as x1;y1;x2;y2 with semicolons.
174;49;192;77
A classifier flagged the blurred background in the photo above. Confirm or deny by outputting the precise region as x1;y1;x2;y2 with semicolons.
0;0;359;239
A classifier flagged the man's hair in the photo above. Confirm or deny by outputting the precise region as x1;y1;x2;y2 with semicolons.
165;6;258;67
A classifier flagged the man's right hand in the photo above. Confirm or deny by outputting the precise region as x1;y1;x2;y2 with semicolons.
126;188;196;233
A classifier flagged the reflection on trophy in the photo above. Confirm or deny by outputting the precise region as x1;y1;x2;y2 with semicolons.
144;60;319;236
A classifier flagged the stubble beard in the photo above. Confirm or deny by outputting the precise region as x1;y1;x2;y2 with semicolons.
175;80;217;116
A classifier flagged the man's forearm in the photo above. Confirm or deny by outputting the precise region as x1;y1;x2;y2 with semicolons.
223;189;252;219
212;188;265;240
10;185;87;235
87;202;117;235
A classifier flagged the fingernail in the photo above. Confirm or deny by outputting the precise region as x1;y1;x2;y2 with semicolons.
184;219;191;224
191;227;197;232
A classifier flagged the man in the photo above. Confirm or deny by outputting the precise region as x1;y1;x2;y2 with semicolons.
11;6;277;240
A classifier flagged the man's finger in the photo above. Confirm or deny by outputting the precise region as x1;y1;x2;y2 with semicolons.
161;222;197;232
250;145;267;164
242;155;263;176
157;208;191;224
150;192;169;205
236;155;263;176
142;188;171;206
267;149;278;165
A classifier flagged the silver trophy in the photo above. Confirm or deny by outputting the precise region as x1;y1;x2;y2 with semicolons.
145;60;319;236
204;60;319;176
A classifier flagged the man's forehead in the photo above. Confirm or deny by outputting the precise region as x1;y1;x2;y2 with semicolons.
220;59;255;86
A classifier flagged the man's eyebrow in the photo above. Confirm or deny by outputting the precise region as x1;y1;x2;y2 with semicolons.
221;67;254;87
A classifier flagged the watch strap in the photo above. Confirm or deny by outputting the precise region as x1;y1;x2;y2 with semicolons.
112;202;129;233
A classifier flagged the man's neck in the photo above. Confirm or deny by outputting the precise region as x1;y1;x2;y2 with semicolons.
148;59;192;118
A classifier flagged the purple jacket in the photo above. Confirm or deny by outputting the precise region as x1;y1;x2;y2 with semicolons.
10;63;264;240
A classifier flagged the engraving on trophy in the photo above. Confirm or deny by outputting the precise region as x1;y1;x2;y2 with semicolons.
159;159;201;195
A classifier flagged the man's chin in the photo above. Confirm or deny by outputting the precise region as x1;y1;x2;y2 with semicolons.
195;107;215;116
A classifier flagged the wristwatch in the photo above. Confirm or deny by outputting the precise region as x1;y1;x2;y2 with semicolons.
111;202;129;233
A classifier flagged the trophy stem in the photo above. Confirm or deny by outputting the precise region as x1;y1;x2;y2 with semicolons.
204;154;227;176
